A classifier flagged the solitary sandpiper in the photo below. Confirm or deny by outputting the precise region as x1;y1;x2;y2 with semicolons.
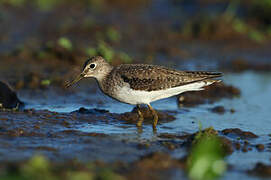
66;56;222;130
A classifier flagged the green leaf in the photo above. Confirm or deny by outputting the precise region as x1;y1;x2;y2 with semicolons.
41;79;51;86
187;128;226;180
233;19;247;34
85;47;97;56
97;41;114;62
119;52;132;63
58;37;73;50
249;30;265;43
106;27;121;43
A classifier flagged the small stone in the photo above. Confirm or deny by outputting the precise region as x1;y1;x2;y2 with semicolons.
0;81;23;109
256;144;265;151
222;128;258;139
211;106;225;114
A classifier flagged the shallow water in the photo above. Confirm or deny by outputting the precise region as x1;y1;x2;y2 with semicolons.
24;72;271;137
20;71;271;179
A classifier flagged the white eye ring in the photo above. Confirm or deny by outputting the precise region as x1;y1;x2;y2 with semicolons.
89;63;96;69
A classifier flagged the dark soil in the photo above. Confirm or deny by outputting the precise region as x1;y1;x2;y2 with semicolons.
210;106;226;114
221;128;258;139
225;58;271;72
115;106;176;125
0;81;23;109
178;82;241;107
248;163;271;177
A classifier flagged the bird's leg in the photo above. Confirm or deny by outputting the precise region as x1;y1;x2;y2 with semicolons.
136;105;144;127
147;104;159;130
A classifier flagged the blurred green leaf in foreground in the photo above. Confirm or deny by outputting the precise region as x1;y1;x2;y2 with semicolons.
187;127;227;180
22;155;55;180
58;37;73;51
0;154;125;180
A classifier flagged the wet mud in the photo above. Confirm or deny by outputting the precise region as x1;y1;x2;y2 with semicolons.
225;58;271;72
178;82;240;107
1;104;267;179
0;106;266;160
115;106;176;125
0;107;178;162
248;163;271;177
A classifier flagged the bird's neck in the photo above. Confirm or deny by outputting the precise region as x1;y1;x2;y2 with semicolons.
96;66;116;96
95;65;114;84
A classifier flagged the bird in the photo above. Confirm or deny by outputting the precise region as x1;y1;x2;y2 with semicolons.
66;56;222;130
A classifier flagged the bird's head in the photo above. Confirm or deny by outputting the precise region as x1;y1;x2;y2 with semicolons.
66;56;112;88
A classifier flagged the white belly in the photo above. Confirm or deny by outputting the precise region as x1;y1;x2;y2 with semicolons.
114;81;212;105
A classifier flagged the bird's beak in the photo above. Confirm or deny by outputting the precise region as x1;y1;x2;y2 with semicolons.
65;72;85;88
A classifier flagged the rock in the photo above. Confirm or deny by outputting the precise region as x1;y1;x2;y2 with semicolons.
248;163;271;177
115;106;176;124
0;81;23;109
210;106;226;114
222;128;258;139
178;82;240;107
255;144;265;151
230;58;271;72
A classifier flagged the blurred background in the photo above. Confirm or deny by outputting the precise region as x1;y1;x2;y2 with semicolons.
1;0;271;90
1;0;271;180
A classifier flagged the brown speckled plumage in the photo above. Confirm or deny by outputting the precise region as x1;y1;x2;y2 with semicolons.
100;64;222;93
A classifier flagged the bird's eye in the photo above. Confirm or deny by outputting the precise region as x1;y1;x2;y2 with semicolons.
89;64;96;69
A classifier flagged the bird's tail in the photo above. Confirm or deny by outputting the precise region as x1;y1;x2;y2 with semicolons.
203;79;222;86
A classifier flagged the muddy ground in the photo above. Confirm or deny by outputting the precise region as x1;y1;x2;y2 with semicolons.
1;0;271;179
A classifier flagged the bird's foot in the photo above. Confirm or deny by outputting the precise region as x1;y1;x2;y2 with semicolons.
147;104;159;130
136;106;144;127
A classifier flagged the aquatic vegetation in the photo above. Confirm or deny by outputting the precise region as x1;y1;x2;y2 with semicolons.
106;27;121;43
82;16;95;29
85;47;97;57
35;0;58;11
0;0;25;7
96;168;125;180
232;19;247;34
253;0;271;10
0;0;105;10
0;155;125;180
97;41;115;61
179;0;270;43
0;0;57;10
248;30;265;43
41;79;51;86
84;41;115;61
22;155;54;180
232;18;265;42
85;41;115;61
66;171;94;180
118;52;132;63
187;127;227;180
58;37;73;51
85;41;132;63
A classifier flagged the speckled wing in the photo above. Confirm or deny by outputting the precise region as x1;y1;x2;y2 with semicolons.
117;64;222;91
